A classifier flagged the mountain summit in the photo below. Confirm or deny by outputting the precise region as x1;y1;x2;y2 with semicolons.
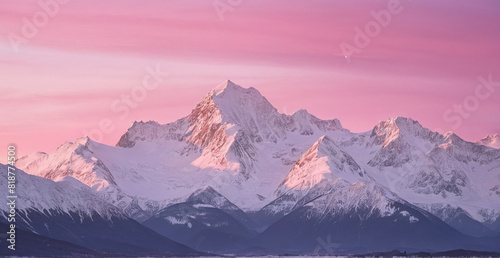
116;81;345;181
477;134;500;149
15;80;500;254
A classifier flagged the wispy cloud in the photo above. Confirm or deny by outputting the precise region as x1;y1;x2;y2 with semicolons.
1;0;499;160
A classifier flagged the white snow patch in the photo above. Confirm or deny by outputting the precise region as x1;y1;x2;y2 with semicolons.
164;216;188;225
193;203;215;209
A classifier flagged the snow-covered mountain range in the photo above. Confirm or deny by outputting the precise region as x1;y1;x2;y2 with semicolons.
477;134;500;149
0;164;198;256
11;80;500;255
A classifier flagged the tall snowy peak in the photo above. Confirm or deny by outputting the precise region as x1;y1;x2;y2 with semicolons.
367;117;443;168
439;132;500;164
276;135;367;197
172;83;257;177
0;164;124;220
115;81;346;180
212;84;346;139
477;134;500;149
17;136;117;190
366;130;500;224
264;135;369;217
116;119;189;148
117;80;345;149
371;117;443;147
204;80;288;143
288;109;345;135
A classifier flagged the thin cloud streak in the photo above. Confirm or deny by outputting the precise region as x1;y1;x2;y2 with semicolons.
1;0;499;160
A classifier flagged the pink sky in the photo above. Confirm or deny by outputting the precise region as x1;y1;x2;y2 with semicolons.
1;0;500;161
